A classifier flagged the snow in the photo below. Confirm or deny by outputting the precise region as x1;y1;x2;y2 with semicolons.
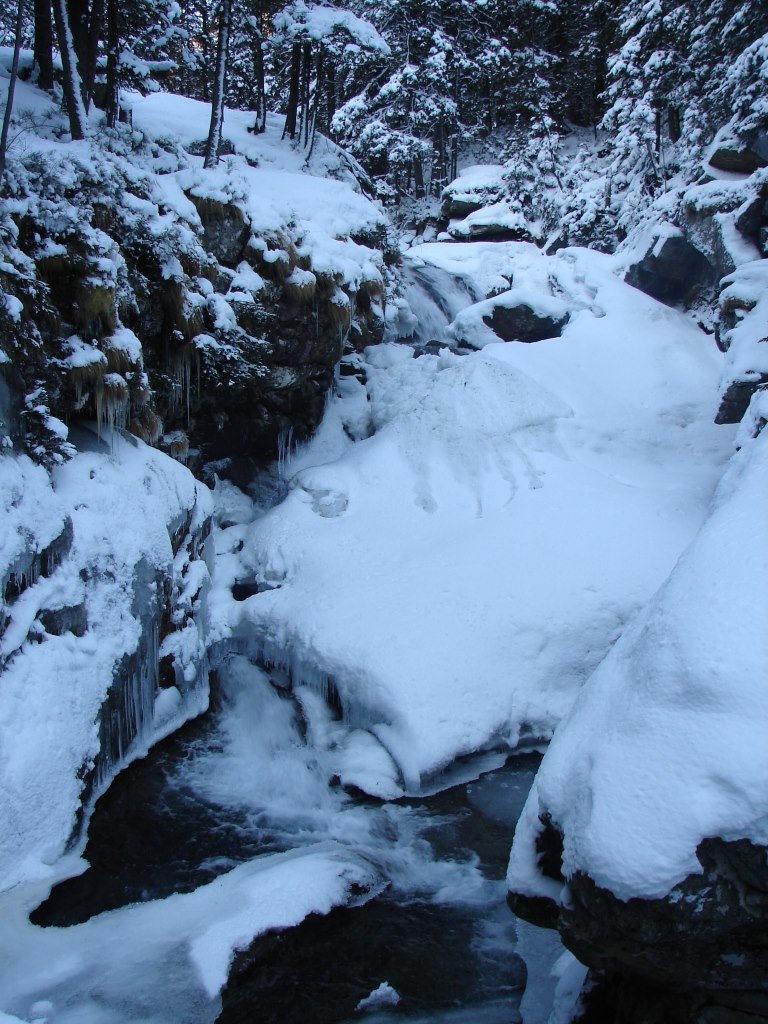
272;1;391;54
356;981;401;1012
449;201;536;242
0;845;380;1023
508;424;768;901
0;70;390;311
129;94;388;293
0;454;67;592
407;240;541;307
0;427;212;891
222;243;732;794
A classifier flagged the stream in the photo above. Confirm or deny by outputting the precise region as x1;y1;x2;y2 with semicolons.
23;276;569;1024
33;651;562;1024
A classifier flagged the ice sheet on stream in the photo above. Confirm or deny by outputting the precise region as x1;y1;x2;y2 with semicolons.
223;243;734;794
0;844;382;1024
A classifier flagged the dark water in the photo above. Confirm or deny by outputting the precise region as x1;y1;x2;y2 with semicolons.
34;655;544;1024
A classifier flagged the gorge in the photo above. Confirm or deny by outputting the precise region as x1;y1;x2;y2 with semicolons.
1;5;768;1022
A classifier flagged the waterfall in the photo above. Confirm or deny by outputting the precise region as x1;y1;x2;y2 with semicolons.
400;254;480;347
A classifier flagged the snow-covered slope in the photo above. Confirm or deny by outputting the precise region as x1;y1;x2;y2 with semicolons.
218;243;733;792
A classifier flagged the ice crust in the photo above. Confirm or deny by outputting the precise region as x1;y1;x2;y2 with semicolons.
0;846;379;1023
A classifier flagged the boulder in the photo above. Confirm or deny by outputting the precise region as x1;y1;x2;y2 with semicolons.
483;301;568;343
509;835;768;1024
444;197;484;220
716;378;768;424
448;200;540;243
709;133;768;176
709;147;766;175
557;838;768;994
625;232;716;305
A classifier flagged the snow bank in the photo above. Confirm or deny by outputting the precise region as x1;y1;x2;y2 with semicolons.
0;429;212;891
230;245;732;792
508;424;768;901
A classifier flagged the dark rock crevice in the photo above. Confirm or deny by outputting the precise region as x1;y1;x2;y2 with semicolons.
510;830;768;1024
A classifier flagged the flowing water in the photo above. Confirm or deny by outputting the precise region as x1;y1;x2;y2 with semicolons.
400;257;479;348
31;652;560;1024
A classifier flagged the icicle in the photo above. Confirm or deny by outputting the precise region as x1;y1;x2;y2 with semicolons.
277;425;295;482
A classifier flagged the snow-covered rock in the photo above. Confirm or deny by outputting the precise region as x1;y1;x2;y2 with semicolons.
0;71;395;472
441;165;505;219
0;428;212;892
507;417;768;999
220;244;732;796
715;258;768;424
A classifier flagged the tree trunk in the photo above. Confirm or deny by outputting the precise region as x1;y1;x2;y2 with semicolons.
668;106;681;143
253;35;266;132
34;0;55;91
83;0;104;110
52;0;89;139
413;156;424;199
283;41;301;139
326;59;336;129
300;40;312;147
200;2;211;102
0;0;25;184
67;0;90;80
104;0;119;127
204;0;232;169
306;45;324;157
432;120;447;196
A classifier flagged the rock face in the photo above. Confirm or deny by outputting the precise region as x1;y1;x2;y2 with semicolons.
483;301;568;342
625;231;716;306
0;133;391;477
0;428;213;887
509;833;768;1024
